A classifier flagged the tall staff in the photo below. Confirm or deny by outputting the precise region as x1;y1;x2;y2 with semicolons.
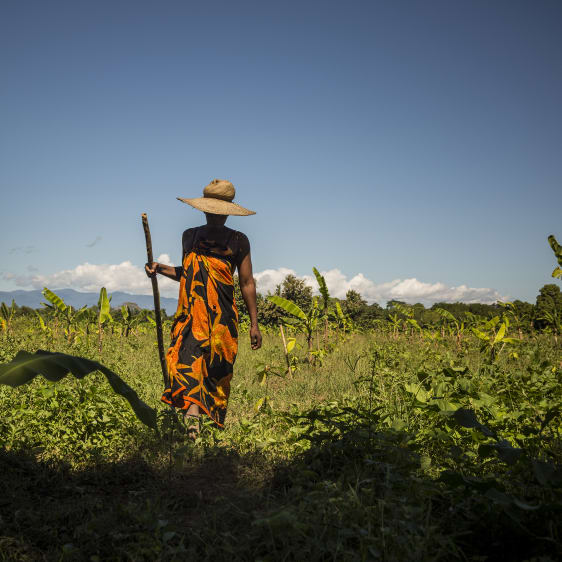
141;213;168;388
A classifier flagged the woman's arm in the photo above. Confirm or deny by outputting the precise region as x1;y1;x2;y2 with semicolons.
238;253;262;350
145;262;182;282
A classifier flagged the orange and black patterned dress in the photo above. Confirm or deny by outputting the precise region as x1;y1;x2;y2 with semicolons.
161;226;249;427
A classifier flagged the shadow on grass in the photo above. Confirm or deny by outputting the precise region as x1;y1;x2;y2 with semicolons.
0;411;560;561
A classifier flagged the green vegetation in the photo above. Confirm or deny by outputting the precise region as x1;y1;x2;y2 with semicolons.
0;236;560;560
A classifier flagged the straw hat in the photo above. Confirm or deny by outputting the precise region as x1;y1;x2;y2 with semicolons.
177;179;255;216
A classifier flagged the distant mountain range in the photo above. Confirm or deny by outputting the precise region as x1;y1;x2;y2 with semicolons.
0;289;178;314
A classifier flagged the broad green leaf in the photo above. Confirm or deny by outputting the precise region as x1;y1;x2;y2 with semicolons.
34;311;47;331
407;318;421;331
493;322;506;344
471;328;489;341
394;303;414;318
267;295;306;320
254;397;264;412
42;287;67;313
453;408;496;438
286;338;296;353
98;287;113;325
0;350;157;430
501;337;519;345
256;369;267;385
548;234;562;266
484;316;500;330
479;441;524;466
74;306;90;323
0;302;8;320
552;266;562;279
435;308;457;324
335;301;345;321
312;267;329;309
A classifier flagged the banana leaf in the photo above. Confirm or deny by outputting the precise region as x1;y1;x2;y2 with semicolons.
312;267;329;310
267;295;307;320
335;301;345;321
98;287;113;324
434;308;457;324
548;234;562;266
0;350;157;430
43;287;67;313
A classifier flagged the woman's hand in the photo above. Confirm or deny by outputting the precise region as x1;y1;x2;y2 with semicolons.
250;324;262;350
145;262;159;278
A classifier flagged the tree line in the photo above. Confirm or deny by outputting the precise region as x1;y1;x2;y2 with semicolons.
234;274;561;334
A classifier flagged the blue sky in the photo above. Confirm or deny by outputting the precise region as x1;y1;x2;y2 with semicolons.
1;0;560;305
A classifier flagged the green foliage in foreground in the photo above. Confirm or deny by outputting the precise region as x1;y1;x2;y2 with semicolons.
0;350;157;430
0;318;560;560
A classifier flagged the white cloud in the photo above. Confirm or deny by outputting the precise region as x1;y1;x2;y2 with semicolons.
257;267;506;305
4;254;179;298
3;262;506;305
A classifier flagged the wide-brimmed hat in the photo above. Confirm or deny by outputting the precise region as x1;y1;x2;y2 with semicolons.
177;179;255;216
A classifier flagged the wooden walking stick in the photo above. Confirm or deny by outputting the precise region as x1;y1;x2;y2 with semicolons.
141;213;168;388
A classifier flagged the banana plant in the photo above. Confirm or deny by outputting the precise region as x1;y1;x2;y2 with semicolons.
435;308;464;349
548;234;562;279
0;349;157;430
267;295;319;362
313;267;330;343
42;288;88;343
393;303;423;338
0;300;16;334
388;313;401;339
98;287;113;353
538;308;561;344
34;310;51;335
471;316;518;361
498;301;528;340
120;305;151;337
254;363;286;412
330;301;353;338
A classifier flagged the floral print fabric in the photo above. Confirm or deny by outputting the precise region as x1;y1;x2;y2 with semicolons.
161;235;238;427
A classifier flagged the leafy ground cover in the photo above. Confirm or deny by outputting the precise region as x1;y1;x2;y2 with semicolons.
0;320;560;561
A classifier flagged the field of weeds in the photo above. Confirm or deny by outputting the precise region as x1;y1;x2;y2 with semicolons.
0;316;560;561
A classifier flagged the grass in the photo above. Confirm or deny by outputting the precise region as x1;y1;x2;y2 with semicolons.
0;319;560;560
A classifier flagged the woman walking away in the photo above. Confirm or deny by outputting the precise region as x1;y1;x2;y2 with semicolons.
145;179;262;433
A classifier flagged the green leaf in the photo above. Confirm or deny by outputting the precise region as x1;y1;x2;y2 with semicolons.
548;234;562;267
435;308;457;324
501;337;519;345
34;311;47;331
0;350;157;430
471;328;489;341
74;306;90;323
254;397;265;412
335;301;345;321
98;287;113;325
286;338;296;353
493;323;506;344
484;316;500;330
552;266;562;279
256;370;267;386
267;295;306;320
312;267;329;310
453;408;496;438
407;318;421;331
42;287;67;313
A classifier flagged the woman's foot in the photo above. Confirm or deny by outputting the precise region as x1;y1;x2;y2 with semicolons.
182;403;200;440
